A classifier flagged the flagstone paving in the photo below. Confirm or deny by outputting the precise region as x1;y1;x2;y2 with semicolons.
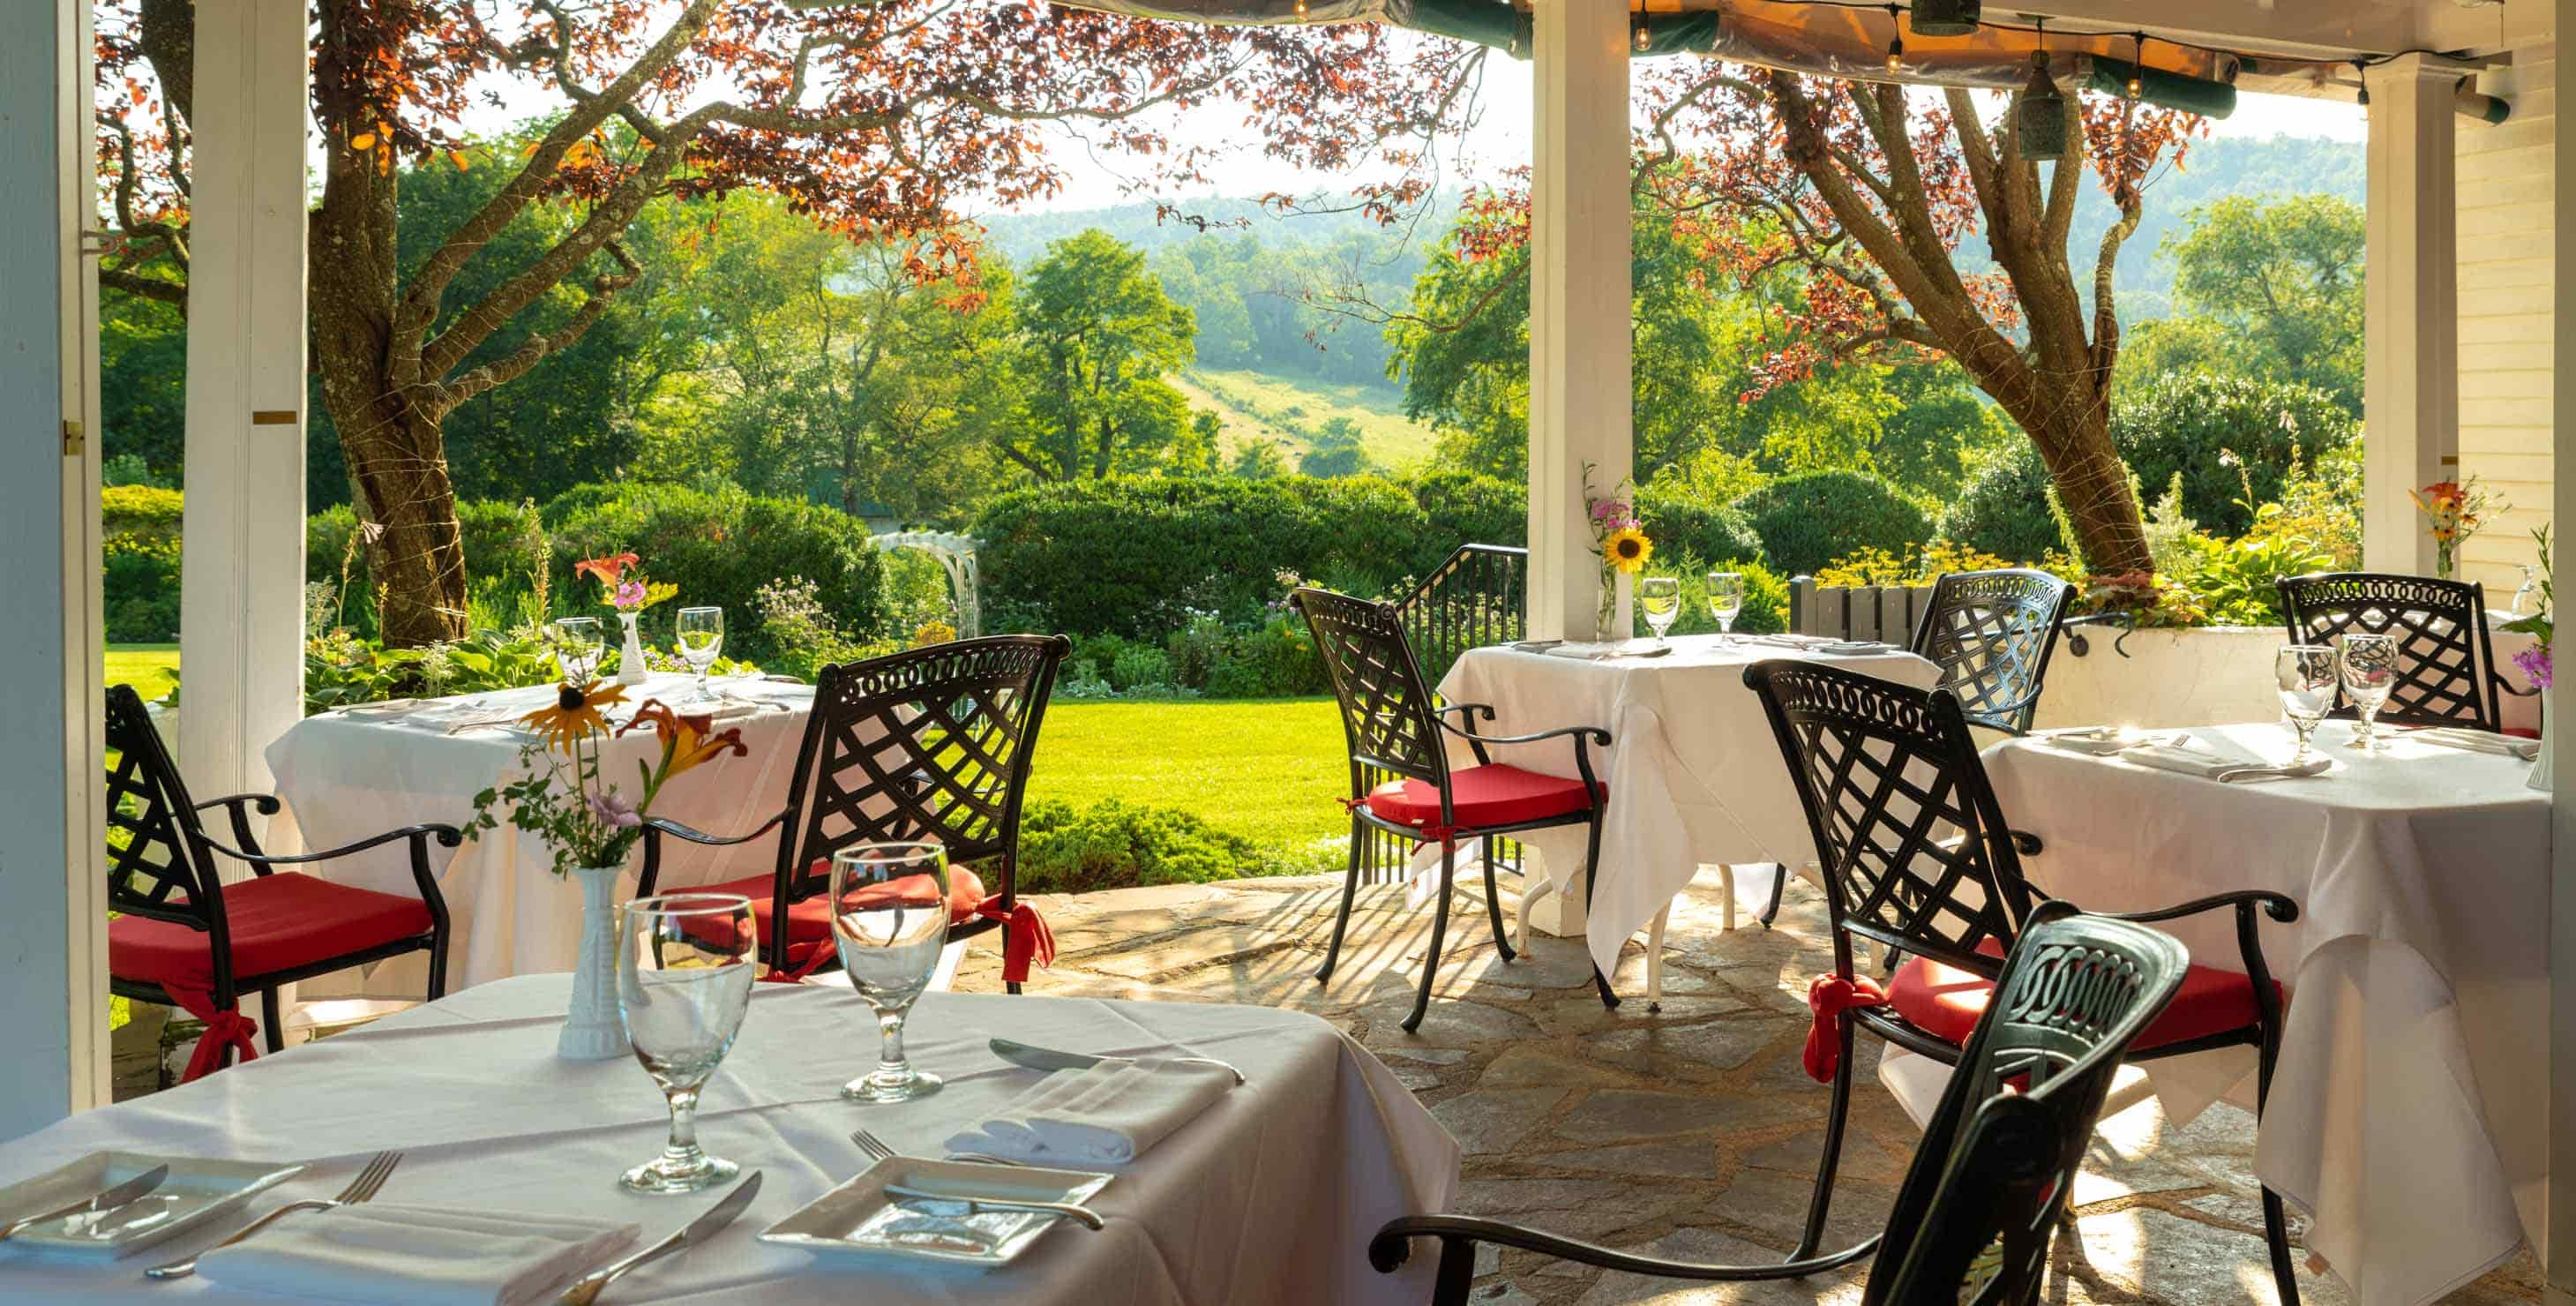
955;868;2544;1305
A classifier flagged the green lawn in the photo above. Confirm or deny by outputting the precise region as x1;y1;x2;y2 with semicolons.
1172;368;1439;469
106;643;179;702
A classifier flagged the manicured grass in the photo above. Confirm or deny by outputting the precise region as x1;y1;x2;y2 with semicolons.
1172;367;1439;469
106;643;180;702
1026;697;1350;854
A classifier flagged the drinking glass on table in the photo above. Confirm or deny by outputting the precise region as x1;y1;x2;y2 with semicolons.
2339;632;2401;752
1706;572;1745;645
1638;576;1681;648
675;606;724;702
550;616;605;684
615;893;756;1195
2275;643;2338;764
831;842;951;1104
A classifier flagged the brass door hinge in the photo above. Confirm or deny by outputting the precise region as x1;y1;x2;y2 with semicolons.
61;419;83;456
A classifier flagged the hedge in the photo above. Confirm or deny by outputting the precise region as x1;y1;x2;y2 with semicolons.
1636;483;1764;569
1733;470;1930;577
103;485;183;541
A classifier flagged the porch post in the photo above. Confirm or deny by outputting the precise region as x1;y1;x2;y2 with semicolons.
179;0;310;803
1525;0;1633;642
2363;55;2469;575
2550;12;2576;1303
0;0;109;1137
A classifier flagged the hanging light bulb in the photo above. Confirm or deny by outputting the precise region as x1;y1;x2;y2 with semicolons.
1908;0;1980;38
1884;6;1904;74
1292;0;1307;16
2127;33;2145;99
1635;15;1651;51
2017;22;2067;161
2355;59;2371;107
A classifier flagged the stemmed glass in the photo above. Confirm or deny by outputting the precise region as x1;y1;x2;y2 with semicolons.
2275;644;2338;765
614;893;756;1194
676;606;724;702
2339;633;2400;752
831;842;952;1104
2514;566;2542;619
1638;577;1681;649
550;616;605;684
1706;573;1745;646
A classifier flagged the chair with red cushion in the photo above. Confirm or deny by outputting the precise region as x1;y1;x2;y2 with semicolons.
104;685;457;1082
2278;572;2535;732
634;635;1069;992
1292;587;1614;1034
1742;659;2303;1305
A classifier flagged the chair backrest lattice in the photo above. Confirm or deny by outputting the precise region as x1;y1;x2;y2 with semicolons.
1908;569;2074;735
1295;588;1450;792
2277;572;2504;730
103;684;218;931
1745;660;2039;974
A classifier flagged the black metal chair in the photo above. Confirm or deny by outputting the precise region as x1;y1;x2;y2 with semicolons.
104;685;457;1081
635;635;1069;991
2276;571;2535;732
1293;587;1614;1033
1743;659;2303;1303
1367;901;2190;1304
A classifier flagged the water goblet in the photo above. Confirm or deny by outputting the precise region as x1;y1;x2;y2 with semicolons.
832;842;952;1104
2275;643;2338;765
1638;577;1681;648
676;606;724;702
551;616;605;684
1706;573;1745;646
615;893;756;1194
2339;633;2400;752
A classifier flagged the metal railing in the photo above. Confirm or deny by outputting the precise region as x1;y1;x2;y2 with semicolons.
1355;544;1528;885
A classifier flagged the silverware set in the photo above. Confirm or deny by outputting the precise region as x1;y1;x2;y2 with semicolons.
0;1163;169;1242
848;1130;1106;1231
556;1172;761;1305
146;1150;403;1280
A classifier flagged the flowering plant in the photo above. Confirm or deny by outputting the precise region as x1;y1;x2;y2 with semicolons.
575;552;678;615
1583;462;1651;574
467;683;748;875
2408;477;2503;580
2504;524;2553;690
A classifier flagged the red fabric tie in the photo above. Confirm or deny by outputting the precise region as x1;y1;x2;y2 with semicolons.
977;898;1055;985
1803;972;1889;1083
163;984;258;1083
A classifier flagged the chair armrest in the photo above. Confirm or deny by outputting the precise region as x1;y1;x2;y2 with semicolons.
2494;672;2540;699
194;793;284;856
1433;702;1494;724
1442;724;1613;750
198;822;465;867
641;810;790;848
1368;1214;1876;1282
2096;889;2299;927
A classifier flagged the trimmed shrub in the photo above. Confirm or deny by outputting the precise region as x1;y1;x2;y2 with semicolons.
104;540;181;642
1637;484;1765;568
549;484;888;664
1011;798;1264;895
1734;470;1930;577
103;485;183;541
1409;467;1526;552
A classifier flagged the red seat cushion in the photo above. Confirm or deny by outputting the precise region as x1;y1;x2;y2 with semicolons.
1363;764;1602;838
686;866;986;965
109;871;433;996
1888;937;2277;1053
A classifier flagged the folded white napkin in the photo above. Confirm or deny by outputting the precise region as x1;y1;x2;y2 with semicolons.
2411;727;2542;759
2121;743;2262;779
944;1059;1236;1166
194;1203;638;1306
1542;642;1622;661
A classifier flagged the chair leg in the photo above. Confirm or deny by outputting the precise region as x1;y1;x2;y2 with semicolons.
1479;836;1516;963
259;988;285;1055
1430;1235;1477;1306
1401;841;1456;1034
2255;1015;2301;1305
1758;861;1790;928
425;927;451;1002
1793;1022;1858;1262
1644;904;1674;1012
1583;810;1618;1010
1317;815;1365;986
1718;864;1737;934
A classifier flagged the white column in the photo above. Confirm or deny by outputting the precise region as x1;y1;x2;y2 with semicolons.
179;0;310;804
1526;0;1633;642
2363;55;2470;576
0;0;109;1138
2550;14;2576;1304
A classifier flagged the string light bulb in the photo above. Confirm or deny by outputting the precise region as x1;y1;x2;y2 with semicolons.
1635;15;1651;51
1884;5;1904;74
1292;0;1307;16
2127;33;2145;99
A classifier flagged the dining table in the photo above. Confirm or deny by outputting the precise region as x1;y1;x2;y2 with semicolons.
1436;634;1943;985
263;674;819;997
1972;720;2549;1306
0;977;1457;1303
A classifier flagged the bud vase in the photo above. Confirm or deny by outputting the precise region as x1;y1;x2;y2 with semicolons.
616;612;649;686
559;864;633;1060
2530;694;2554;793
1610;570;1634;643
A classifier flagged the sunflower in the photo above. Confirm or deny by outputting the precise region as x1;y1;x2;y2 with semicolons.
520;680;628;755
1604;526;1652;574
617;699;749;781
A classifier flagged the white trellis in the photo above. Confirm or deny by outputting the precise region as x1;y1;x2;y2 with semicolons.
877;531;983;638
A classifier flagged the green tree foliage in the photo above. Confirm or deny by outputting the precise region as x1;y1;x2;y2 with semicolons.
2124;195;2364;413
99;290;188;485
1001;230;1200;481
1298;416;1374;478
1734;470;1932;578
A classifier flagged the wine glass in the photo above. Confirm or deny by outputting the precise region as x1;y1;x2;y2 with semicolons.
2339;633;2401;752
2513;566;2541;619
831;842;952;1104
676;606;724;702
550;616;605;684
1638;577;1681;649
2275;644;2338;765
614;893;756;1194
1707;573;1746;646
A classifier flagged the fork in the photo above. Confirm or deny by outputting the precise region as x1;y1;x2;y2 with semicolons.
145;1151;403;1280
850;1128;1023;1169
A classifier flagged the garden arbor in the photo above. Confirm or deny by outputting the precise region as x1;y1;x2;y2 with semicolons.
8;2;2576;1297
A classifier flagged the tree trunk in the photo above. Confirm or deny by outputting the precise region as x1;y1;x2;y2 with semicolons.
318;346;473;645
2013;393;2152;576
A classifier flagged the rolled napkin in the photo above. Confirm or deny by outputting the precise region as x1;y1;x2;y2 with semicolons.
944;1058;1236;1166
2120;743;2264;779
194;1203;638;1306
2410;727;2542;760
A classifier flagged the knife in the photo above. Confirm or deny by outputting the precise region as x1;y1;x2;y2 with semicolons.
0;1164;172;1242
880;1183;1106;1231
988;1038;1247;1086
556;1170;761;1306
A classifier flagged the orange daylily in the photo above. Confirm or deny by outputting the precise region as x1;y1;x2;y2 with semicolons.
618;698;748;781
574;552;640;587
520;680;629;756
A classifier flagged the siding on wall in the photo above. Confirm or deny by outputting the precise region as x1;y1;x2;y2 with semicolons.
2458;50;2557;606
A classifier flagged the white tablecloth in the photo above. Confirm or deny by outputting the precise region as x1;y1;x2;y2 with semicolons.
0;978;1457;1303
1439;636;1942;978
1980;722;2550;1306
265;677;815;994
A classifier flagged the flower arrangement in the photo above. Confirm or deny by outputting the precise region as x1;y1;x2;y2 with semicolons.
2408;477;2503;580
1584;462;1651;638
2505;524;2553;691
467;683;749;875
575;552;678;614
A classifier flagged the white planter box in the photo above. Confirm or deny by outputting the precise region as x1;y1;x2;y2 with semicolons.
2032;623;2542;733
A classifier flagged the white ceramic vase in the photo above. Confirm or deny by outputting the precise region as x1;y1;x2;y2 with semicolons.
2530;694;2554;792
616;612;649;686
559;864;633;1060
1609;570;1634;643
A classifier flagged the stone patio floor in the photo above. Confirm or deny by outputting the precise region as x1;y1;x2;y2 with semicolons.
954;867;2543;1305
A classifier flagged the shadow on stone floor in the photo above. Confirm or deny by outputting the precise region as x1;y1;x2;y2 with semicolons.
955;867;2543;1305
